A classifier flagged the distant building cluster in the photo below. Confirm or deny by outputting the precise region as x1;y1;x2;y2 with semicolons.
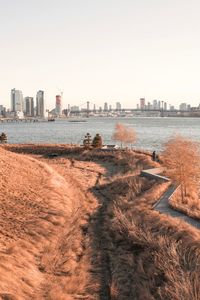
0;89;64;119
62;101;122;117
1;92;200;119
3;88;45;119
137;98;169;111
137;98;196;112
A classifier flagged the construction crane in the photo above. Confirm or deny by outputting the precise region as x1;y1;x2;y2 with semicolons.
57;87;63;99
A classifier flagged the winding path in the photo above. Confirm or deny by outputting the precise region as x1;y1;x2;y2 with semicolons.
141;168;200;230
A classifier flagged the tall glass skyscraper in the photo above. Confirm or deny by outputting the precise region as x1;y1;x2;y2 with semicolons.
25;97;34;116
36;90;44;117
11;88;23;112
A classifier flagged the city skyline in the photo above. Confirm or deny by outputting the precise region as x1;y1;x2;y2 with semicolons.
1;87;199;115
2;87;200;112
1;1;200;108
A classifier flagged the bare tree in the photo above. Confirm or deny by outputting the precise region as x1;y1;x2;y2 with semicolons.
112;123;136;148
162;135;200;201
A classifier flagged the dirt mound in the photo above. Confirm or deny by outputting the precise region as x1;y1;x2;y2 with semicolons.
0;148;80;299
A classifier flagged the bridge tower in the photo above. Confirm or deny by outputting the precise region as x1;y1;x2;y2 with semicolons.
86;101;90;117
161;101;164;117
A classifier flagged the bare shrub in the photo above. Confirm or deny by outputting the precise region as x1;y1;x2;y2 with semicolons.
112;123;136;148
162;135;200;201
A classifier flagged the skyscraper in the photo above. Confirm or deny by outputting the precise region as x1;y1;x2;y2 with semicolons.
140;98;145;110
36;90;44;117
55;95;62;115
25;97;34;116
116;102;121;111
104;102;108;111
153;100;158;109
11;88;23;112
179;103;187;111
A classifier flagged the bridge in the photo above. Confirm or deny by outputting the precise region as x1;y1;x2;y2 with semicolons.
66;101;197;116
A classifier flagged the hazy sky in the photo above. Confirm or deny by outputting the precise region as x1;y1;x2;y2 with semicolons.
1;0;200;109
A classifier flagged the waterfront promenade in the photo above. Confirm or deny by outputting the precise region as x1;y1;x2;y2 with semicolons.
141;168;200;230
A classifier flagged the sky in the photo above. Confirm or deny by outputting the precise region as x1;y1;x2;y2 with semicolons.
1;0;200;109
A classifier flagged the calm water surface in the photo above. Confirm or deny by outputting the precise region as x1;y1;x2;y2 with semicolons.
1;117;200;151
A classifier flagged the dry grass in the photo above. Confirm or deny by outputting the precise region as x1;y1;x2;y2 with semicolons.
2;143;82;155
93;175;200;300
0;145;200;299
169;188;200;220
161;135;200;220
0;147;98;299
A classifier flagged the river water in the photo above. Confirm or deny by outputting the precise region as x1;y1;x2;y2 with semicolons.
0;117;199;151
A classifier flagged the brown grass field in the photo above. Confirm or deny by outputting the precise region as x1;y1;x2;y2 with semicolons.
0;144;200;299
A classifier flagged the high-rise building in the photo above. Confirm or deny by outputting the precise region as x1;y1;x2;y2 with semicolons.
0;105;6;116
55;95;62;115
140;98;145;110
36;90;44;117
11;88;23;112
104;102;108;111
187;104;191;111
164;102;167;110
179;103;187;111
116;102;121;111
86;101;90;112
153;100;158;109
25;97;34;116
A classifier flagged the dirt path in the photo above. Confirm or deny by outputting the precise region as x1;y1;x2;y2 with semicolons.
154;184;200;229
29;156;115;299
142;168;200;230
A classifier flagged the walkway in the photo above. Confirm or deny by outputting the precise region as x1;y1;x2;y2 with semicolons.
141;168;200;230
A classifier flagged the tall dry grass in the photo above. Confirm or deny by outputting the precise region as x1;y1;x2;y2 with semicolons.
169;187;200;220
1;145;200;299
87;163;200;299
0;147;98;299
